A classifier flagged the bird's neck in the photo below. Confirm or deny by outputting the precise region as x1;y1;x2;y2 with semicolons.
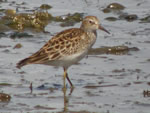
85;29;97;38
80;26;96;34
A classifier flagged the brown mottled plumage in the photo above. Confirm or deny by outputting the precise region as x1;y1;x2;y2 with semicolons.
16;16;110;88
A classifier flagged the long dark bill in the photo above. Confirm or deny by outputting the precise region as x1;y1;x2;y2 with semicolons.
99;25;110;34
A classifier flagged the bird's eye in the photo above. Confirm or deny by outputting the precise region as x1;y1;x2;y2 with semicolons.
89;20;93;24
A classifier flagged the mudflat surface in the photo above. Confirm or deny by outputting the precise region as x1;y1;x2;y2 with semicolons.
0;0;150;113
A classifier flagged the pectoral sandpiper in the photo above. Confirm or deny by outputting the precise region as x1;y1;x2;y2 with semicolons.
17;16;110;89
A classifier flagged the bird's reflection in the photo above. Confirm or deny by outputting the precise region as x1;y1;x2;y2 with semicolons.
29;82;74;112
62;87;74;112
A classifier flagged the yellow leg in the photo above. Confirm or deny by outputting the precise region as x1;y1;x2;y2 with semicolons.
63;83;68;112
62;68;74;112
63;69;67;91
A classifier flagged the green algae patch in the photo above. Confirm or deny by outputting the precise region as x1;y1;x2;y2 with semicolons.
107;3;125;10
0;8;83;32
105;17;118;21
5;9;16;16
140;15;150;23
40;4;52;10
13;43;23;49
34;105;56;110
103;3;125;13
88;46;139;55
53;13;84;27
119;14;138;22
1;11;52;32
10;32;33;39
0;83;12;86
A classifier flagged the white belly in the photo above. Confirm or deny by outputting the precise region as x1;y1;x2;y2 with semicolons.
45;50;88;68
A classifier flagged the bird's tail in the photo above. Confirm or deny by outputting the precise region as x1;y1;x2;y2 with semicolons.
16;58;30;69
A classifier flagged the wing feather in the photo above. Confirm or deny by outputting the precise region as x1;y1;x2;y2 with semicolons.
16;28;85;68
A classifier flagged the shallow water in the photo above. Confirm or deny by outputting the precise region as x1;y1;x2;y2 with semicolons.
0;0;150;113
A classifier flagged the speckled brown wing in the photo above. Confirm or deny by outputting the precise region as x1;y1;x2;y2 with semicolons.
16;28;85;68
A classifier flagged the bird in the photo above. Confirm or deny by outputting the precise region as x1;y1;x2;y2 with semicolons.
16;16;110;89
